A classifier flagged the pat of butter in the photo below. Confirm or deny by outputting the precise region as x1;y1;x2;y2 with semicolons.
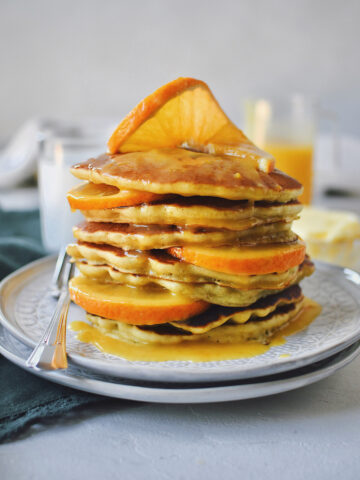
293;207;360;243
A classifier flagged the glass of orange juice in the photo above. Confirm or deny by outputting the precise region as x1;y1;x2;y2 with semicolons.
244;96;315;204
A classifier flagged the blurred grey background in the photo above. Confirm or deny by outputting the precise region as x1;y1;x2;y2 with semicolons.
0;0;359;143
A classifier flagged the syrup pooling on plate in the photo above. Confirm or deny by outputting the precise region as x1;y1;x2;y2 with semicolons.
70;298;322;362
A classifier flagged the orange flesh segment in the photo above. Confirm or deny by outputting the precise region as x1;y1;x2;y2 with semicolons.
67;182;164;210
107;77;274;173
168;242;306;275
69;277;209;325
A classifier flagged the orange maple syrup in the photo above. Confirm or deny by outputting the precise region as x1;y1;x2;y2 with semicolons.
70;298;321;362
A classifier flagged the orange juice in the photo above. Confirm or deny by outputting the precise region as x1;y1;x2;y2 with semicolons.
265;143;313;204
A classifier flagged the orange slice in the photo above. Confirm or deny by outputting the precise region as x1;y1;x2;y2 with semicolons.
67;182;164;210
69;276;209;325
108;77;274;173
168;242;306;275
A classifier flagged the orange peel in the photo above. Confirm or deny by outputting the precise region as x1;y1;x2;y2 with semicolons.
108;77;274;173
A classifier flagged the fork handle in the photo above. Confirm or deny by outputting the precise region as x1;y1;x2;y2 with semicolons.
26;290;70;370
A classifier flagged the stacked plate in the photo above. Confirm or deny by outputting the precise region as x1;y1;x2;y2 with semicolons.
1;257;360;404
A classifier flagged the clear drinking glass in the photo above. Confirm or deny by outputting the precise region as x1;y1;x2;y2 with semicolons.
244;96;316;205
38;122;110;252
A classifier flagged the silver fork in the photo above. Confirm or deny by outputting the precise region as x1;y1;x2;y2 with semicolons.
50;246;69;297
26;252;75;370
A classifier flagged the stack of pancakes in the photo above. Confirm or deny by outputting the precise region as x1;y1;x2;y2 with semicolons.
67;147;314;345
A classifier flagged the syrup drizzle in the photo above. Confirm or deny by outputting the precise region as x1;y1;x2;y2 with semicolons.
70;298;322;362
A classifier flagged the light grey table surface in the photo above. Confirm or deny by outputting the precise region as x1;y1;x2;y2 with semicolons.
2;359;360;480
1;188;360;480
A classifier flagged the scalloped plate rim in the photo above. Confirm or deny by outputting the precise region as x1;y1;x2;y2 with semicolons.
0;255;360;383
0;323;359;403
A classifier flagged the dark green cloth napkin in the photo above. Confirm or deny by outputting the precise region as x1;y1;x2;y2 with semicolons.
0;209;105;443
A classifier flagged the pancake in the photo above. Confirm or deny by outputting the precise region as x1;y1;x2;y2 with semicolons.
71;148;303;202
172;285;303;332
74;259;312;306
73;221;297;250
68;242;314;290
66;78;317;354
86;287;304;345
83;196;302;230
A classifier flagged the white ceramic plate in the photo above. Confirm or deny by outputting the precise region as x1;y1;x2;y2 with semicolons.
1;256;360;383
0;323;359;404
